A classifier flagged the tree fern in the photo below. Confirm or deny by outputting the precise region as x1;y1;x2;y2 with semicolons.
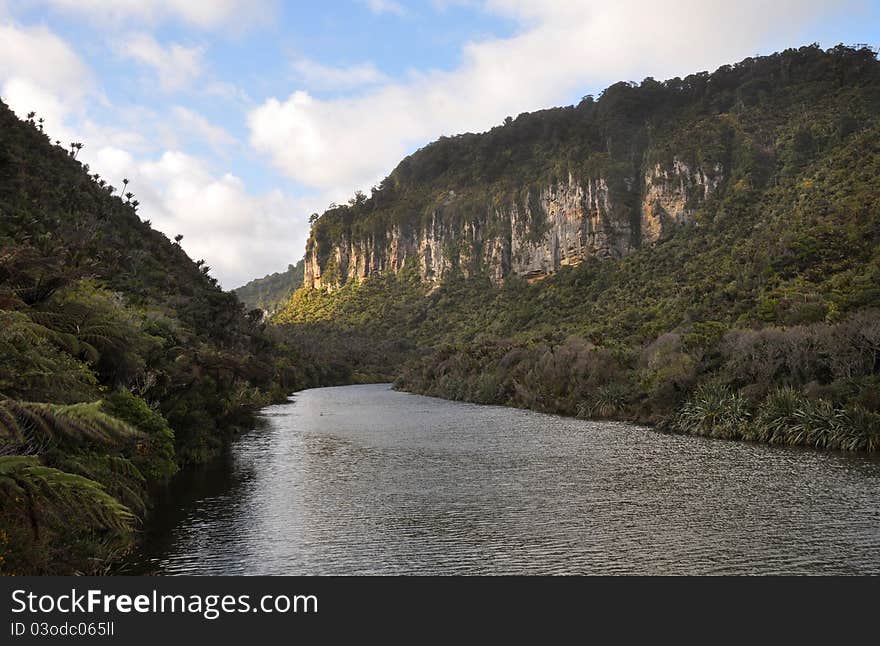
0;400;144;451
0;311;99;402
0;455;136;534
49;453;148;519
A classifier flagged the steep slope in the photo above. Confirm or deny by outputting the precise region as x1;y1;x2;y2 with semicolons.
0;101;314;573
234;259;304;314
275;45;880;448
297;45;879;291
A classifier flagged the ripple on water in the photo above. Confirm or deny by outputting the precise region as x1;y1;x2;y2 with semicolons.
130;384;880;575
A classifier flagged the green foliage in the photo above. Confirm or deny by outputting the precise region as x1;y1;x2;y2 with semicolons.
0;399;142;451
667;385;880;451
0;311;99;402
302;45;880;290
0;456;134;533
234;259;304;314
672;384;752;440
751;387;880;450
0;455;135;575
101;390;177;483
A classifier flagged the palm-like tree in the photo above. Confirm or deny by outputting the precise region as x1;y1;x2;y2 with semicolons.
0;455;136;535
0;400;143;452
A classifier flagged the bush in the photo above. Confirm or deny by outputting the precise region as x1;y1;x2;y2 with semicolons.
673;383;751;439
752;386;880;450
101;390;177;484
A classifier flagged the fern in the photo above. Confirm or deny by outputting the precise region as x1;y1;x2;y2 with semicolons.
50;453;148;518
0;455;136;534
0;399;144;451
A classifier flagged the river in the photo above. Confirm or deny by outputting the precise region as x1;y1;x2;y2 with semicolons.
128;384;880;575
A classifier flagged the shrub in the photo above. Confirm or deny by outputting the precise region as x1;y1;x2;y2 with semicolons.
674;383;751;439
753;386;880;450
101;390;177;484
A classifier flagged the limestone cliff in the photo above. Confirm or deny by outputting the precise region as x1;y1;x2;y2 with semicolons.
304;157;724;290
289;45;880;294
640;159;724;245
297;52;790;293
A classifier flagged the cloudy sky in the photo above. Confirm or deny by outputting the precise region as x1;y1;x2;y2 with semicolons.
0;1;877;287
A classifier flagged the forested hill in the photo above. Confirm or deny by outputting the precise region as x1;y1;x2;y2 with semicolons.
234;259;304;314
294;44;880;292
0;100;317;574
275;45;880;450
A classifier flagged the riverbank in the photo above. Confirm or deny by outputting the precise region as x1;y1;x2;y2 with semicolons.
394;379;880;453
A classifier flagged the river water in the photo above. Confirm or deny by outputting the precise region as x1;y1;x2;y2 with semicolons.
128;384;880;575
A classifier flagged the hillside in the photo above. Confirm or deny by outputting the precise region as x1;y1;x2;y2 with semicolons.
297;45;880;291
234;259;304;314
275;45;880;448
0;101;319;574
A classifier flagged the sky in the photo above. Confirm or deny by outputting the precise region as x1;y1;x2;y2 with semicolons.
0;1;877;288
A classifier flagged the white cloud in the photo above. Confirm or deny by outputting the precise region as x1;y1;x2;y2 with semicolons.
88;147;313;288
118;33;204;92
203;81;252;106
361;0;407;16
0;22;92;104
0;21;95;149
2;77;71;136
169;106;236;153
38;0;272;31
249;0;859;194
292;58;389;91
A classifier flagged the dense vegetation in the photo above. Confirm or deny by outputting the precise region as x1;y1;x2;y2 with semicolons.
234;259;304;314
276;45;880;450
0;102;319;574
302;45;880;281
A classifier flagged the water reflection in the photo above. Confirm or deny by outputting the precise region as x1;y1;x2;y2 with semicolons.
128;384;880;575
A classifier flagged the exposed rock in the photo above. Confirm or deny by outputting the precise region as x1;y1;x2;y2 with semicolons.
640;158;723;245
305;162;723;290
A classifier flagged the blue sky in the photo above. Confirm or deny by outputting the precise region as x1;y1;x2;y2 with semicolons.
0;1;877;287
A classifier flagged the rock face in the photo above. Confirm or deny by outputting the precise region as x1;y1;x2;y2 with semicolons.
305;160;723;290
641;159;724;245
